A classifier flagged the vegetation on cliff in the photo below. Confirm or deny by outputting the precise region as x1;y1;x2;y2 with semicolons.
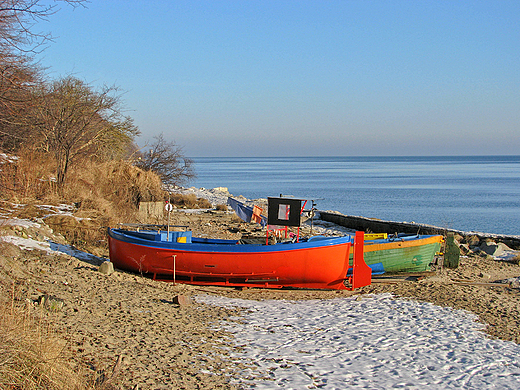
0;2;197;388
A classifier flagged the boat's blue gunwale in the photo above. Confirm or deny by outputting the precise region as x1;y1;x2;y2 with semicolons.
108;228;352;254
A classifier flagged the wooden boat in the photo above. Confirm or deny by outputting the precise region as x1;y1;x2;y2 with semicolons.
107;228;371;290
316;211;444;273
349;234;444;273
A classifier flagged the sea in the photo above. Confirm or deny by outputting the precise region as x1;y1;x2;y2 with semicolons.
189;156;520;236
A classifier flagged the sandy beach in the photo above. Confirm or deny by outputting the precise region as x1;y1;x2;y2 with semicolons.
2;194;520;388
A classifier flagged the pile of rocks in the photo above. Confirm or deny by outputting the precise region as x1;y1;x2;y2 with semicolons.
456;234;518;262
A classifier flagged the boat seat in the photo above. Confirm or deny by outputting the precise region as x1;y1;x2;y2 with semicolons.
307;235;333;242
238;236;277;245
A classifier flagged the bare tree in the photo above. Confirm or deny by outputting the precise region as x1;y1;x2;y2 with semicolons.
136;134;195;187
0;0;87;53
30;76;139;188
0;0;87;150
0;52;40;150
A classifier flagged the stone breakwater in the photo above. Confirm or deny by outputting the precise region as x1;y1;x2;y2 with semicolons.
318;210;520;252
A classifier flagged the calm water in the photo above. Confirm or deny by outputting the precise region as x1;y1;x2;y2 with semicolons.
190;156;520;236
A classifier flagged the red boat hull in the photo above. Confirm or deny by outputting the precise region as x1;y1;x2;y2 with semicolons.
108;229;369;290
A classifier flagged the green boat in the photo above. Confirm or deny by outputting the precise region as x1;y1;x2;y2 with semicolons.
348;234;443;273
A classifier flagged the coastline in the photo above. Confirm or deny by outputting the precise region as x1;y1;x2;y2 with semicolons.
190;155;520;236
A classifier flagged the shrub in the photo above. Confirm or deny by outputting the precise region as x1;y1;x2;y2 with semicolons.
197;197;213;209
215;204;228;211
170;193;212;209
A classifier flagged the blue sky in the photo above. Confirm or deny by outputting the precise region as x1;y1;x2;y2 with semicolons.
37;1;519;157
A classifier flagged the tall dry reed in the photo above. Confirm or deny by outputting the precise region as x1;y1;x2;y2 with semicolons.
0;284;85;389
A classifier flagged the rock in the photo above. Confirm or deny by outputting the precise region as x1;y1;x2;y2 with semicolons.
99;261;114;275
212;187;229;193
466;235;480;247
480;241;510;257
173;295;192;306
459;243;471;255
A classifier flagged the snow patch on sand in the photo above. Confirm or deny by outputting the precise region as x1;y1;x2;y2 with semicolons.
1;234;104;264
198;294;520;389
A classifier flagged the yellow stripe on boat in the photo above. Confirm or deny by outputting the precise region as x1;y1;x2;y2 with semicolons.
364;233;388;240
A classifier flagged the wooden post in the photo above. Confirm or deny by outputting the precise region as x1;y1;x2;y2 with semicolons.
444;233;460;268
165;194;173;241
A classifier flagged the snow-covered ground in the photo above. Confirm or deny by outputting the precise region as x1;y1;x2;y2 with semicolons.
171;186;246;207
0;232;103;264
198;294;520;389
0;203;104;264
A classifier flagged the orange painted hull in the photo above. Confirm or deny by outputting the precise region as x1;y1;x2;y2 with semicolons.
107;229;368;290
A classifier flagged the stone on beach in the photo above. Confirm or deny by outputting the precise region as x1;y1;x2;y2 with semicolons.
480;241;512;257
173;294;192;306
211;187;229;193
99;261;114;275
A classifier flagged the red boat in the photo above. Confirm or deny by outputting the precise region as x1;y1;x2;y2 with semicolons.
107;228;371;290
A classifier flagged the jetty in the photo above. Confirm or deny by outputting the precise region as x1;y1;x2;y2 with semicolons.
318;211;520;250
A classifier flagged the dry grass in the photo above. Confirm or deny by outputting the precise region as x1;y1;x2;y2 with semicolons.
0;286;85;389
61;160;166;254
0;245;123;390
0;154;186;389
65;159;164;215
2;153;164;214
512;254;520;265
1;151;217;259
170;193;212;209
0;148;56;200
1;152;191;257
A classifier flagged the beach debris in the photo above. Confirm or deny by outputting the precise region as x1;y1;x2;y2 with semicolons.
99;261;114;275
495;277;520;288
173;294;192;306
95;354;126;388
508;278;520;288
38;294;64;312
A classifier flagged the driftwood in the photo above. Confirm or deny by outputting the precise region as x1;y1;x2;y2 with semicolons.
451;281;510;287
371;274;511;288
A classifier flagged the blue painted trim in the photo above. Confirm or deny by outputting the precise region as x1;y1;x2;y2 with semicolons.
108;228;352;254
